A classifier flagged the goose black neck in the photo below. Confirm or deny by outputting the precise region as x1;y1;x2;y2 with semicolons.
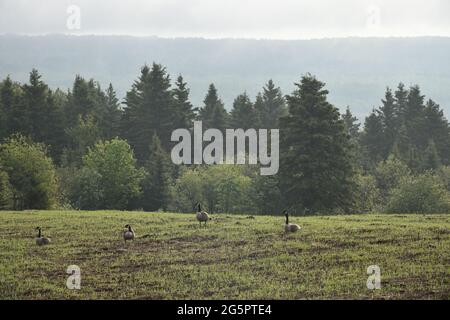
285;214;289;225
128;225;132;232
197;203;201;212
38;228;41;237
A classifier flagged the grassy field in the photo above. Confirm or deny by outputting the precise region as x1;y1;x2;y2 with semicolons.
0;210;449;300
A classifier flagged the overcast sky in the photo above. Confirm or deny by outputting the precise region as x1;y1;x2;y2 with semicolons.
1;0;450;39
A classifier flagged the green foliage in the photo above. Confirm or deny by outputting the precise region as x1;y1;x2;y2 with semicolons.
140;134;172;211
251;174;283;215
62;114;101;166
122;64;176;161
199;83;229;132
362;84;450;171
361;110;384;167
230;93;258;129
172;165;252;214
353;173;379;213
386;173;450;214
374;155;411;201
172;75;197;129
0;169;13;209
73;138;144;210
0;135;58;209
280;74;355;213
254;80;287;129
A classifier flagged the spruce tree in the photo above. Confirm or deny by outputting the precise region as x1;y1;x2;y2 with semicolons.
342;106;360;141
103;83;122;139
255;80;287;129
361;110;385;167
379;88;398;158
141;134;171;211
230;92;258;129
198;84;229;132
122;64;175;162
394;83;408;121
172;75;196;129
405;85;426;149
423;99;450;165
279;74;355;213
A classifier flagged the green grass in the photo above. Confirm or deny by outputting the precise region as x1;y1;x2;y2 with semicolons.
0;210;449;300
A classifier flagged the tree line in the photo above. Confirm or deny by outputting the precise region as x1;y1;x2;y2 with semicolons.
0;64;449;214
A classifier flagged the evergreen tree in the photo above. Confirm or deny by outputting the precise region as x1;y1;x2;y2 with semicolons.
23;69;49;141
342;106;360;141
342;106;362;169
423;99;450;165
394;82;408;121
279;74;355;213
421;139;441;171
405;85;426;149
361;110;384;167
102;83;122;139
62;114;101;167
1;76;27;137
172;75;196;129
122;64;175;162
230;92;258;129
255;80;287;129
379;88;398;157
141;134;171;211
66;75;93;126
198;84;229;132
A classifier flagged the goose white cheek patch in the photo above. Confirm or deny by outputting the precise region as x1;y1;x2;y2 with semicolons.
170;121;279;175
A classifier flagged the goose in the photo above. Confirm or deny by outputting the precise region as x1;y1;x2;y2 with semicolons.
283;210;300;233
123;224;135;242
194;202;210;227
35;227;51;245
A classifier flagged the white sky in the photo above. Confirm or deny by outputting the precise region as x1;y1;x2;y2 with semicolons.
1;0;450;39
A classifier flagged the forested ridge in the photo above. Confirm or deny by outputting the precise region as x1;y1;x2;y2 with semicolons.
0;64;449;214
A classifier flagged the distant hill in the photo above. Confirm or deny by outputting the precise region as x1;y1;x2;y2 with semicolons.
1;34;450;120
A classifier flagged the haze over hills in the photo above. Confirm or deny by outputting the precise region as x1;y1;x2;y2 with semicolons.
1;34;450;119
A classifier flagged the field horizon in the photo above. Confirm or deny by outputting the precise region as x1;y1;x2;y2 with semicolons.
0;210;448;300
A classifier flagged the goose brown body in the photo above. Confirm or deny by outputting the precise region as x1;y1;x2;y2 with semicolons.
123;224;135;242
195;202;210;226
283;211;300;233
35;227;51;245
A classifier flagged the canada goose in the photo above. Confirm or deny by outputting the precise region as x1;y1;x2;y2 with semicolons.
283;210;300;233
194;202;210;227
35;227;51;245
123;224;135;242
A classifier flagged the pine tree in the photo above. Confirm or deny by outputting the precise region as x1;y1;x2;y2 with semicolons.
141;134;171;211
199;84;229;132
230;92;258;129
279;74;355;213
255;80;287;129
172;75;196;129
